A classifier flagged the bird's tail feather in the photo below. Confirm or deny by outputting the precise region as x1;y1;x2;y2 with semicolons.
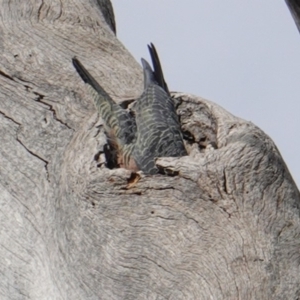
147;43;170;95
72;57;111;100
141;58;155;89
72;57;136;148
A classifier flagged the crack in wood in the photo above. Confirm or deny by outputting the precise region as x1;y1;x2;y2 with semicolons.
0;69;14;81
0;111;50;182
223;169;228;194
16;137;50;183
11;76;73;131
31;91;73;130
37;1;44;21
0;111;21;126
55;0;63;22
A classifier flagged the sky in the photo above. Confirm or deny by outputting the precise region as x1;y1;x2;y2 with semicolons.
113;0;300;187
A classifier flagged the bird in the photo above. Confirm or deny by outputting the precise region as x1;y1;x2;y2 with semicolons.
147;43;170;95
72;57;138;171
131;43;187;173
72;43;186;174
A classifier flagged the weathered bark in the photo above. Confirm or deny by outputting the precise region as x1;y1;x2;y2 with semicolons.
0;1;299;299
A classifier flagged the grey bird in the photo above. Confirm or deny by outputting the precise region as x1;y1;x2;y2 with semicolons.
72;43;186;174
72;57;137;171
131;43;187;173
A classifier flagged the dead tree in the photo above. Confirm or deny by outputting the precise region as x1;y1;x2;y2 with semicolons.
0;1;299;299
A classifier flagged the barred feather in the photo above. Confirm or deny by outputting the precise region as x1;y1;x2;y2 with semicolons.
131;44;187;174
72;43;186;175
72;57;138;171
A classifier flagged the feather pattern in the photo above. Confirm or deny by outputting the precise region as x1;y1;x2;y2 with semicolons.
72;44;186;174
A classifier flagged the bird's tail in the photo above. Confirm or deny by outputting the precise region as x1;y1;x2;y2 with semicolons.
72;57;112;101
141;58;156;90
72;57;136;148
147;43;170;95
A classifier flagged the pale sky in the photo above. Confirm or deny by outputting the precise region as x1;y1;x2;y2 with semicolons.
113;1;300;187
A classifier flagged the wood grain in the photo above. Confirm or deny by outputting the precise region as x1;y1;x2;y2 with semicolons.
0;1;299;299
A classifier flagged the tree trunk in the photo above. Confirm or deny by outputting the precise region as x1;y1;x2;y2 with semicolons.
0;1;299;299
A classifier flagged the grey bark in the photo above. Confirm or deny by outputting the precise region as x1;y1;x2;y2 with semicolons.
0;1;299;299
